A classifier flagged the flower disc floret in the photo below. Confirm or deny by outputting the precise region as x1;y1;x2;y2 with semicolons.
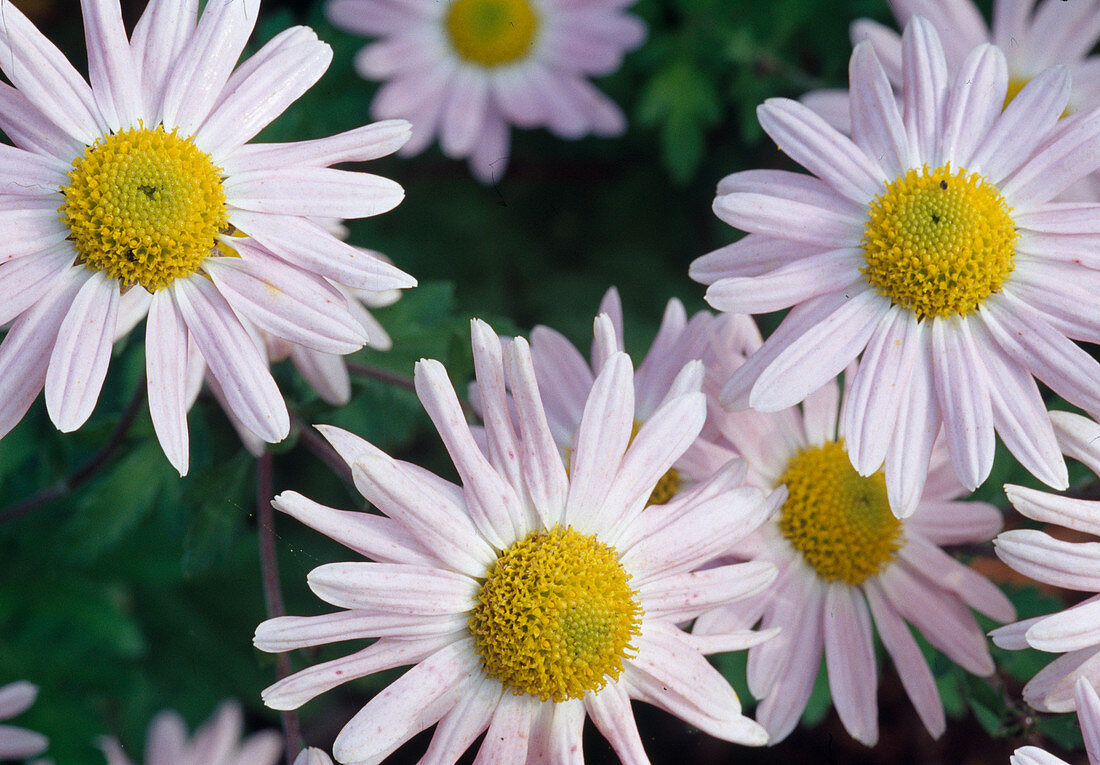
861;164;1017;319
60;125;228;292
469;525;642;702
777;441;902;586
445;0;539;67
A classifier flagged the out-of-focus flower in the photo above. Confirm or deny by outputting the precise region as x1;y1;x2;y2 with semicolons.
0;0;416;475
692;17;1100;515
256;317;777;762
97;700;280;765
294;748;334;765
326;0;645;182
0;681;48;760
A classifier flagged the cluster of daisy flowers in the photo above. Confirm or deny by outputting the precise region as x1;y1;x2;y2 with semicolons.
5;0;1100;762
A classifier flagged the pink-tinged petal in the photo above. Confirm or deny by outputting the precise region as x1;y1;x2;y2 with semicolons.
0;82;83;160
0;681;37;717
289;346;350;406
159;0;260;137
355;32;437;79
333;641;479;764
1024;647;1100;713
1016;231;1100;270
680;627;781;654
205;244;367;353
351;456;494;575
130;0;198;117
564;353;634;535
590;313;620;377
222;120;411;174
849;42;911;179
467;109;511;184
1015;203;1100;234
597;288;624;349
1051;411;1100;478
1025;597;1100;654
864;580;945;738
420;675;501;765
1009;747;1071;765
506;336;570;527
712;192;863;248
229;211;415;291
982;294;1100;419
145;291;190;476
273;490;440;566
197;27;332;156
824;583;878;746
262;634;454;710
990;616;1042;651
941;45;1006;169
1001;104;1100;207
625;621;767;746
756;98;885;202
170;276;289;443
972;320;1067;489
80;0;143;130
1006;261;1100;343
906;500;1003;546
851;19;903;81
843;307;917;475
326;0;428;36
113;284;152;342
883;323;939;517
415;359;525;548
930;316;994;491
0;242;75;325
715;166;870;213
225;167;404;219
878;564;994;675
439;69;489;159
639;561;776;622
704;248;864;315
44;270;118;432
1006;485;1100;537
970;67;1071;182
471;693;537;764
1078;676;1100;763
901;17;948;166
749;288;886;412
470;320;525;500
899;537;1015;622
255;610;467;650
692;235;833;285
377;68;454;156
995;530;1100;591
0;727;48;759
0;205;70;264
307;561;477;613
800;88;851;133
585;683;649;765
0;2;103;144
542;698;584;765
0;142;69;192
529;324;594;444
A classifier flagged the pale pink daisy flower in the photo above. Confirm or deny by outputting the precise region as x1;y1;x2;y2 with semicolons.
990;412;1100;713
1011;677;1100;765
693;334;1015;746
691;17;1100;516
255;317;778;763
0;0;417;476
326;0;645;183
97;700;280;765
295;749;335;765
0;681;48;760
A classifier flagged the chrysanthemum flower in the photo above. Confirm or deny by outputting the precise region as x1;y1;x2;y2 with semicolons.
990;412;1100;713
693;340;1014;746
256;317;778;763
326;0;645;182
691;17;1100;515
0;681;48;760
0;0;416;475
97;700;280;765
296;749;335;765
805;0;1100;167
1011;677;1100;765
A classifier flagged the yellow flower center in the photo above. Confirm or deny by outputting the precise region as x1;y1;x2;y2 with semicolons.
469;525;642;701
648;467;681;506
445;0;539;67
861;163;1017;319
777;440;902;586
59;125;228;292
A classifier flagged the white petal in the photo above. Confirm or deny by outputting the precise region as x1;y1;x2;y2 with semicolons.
221;120;411;174
146;290;190;475
824;583;878;746
225;167;404;219
80;0;143;130
901;17;948;166
585;683;649;765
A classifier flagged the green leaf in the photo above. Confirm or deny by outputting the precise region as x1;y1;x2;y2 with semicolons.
636;60;721;183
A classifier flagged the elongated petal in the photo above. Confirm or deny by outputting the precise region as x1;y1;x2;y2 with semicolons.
80;0;143;130
638;560;776;622
420;675;501;765
824;583;878;746
994;530;1100;591
146;290;190;475
307;562;477;614
931;316;994;491
585;683;649;765
225;167;404;219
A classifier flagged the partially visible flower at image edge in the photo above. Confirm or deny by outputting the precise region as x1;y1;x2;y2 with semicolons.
1010;677;1100;765
295;748;335;765
256;316;779;763
326;0;645;182
0;0;417;476
691;16;1100;516
991;412;1100;713
0;681;48;760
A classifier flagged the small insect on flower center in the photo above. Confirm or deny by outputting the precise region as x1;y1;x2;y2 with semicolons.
60;125;229;293
861;164;1017;320
777;440;902;586
469;525;642;701
445;0;540;67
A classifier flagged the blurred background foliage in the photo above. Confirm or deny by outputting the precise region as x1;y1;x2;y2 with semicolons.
0;0;1086;762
